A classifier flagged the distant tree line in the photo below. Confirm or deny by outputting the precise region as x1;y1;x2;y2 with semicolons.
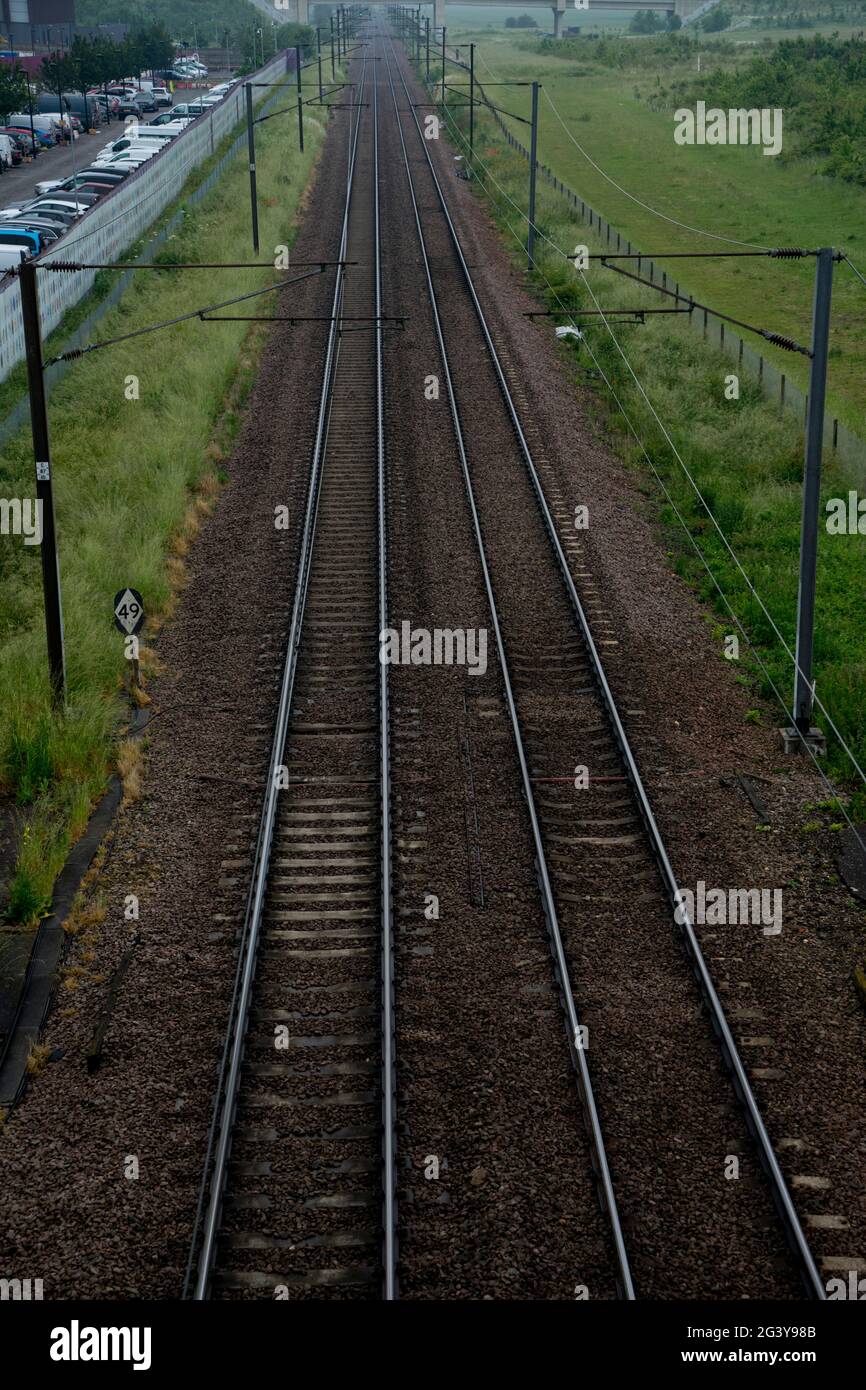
630;10;683;34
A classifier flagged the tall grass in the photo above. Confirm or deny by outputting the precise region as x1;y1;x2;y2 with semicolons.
0;92;330;922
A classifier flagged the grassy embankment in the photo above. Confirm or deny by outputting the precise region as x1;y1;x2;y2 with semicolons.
426;33;866;800
0;88;331;923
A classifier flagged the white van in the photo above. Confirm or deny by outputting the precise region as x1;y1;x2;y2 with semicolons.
0;134;15;169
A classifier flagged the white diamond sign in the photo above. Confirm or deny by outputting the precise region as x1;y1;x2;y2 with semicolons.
114;588;145;637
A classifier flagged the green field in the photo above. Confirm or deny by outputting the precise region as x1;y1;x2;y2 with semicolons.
424;31;866;802
444;30;866;437
0;88;330;923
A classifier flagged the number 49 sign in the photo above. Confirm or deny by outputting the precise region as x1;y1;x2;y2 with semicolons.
114;587;146;637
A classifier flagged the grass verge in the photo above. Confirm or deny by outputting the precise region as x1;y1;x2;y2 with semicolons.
0;89;331;923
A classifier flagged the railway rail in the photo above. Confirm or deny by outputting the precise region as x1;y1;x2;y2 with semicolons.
185;24;826;1301
185;48;398;1300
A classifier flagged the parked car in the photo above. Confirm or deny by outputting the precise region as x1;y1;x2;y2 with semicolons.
16;203;79;226
36;167;128;197
4;129;35;157
150;109;186;126
6;115;58;145
93;93;121;119
0;133;16;169
0;214;65;236
151;86;172;108
0;246;32;272
168;103;206;119
0;226;44;253
132;88;157;112
99;149;158;171
34;192;99;214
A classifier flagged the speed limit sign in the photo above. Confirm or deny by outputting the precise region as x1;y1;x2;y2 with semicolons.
114;588;145;637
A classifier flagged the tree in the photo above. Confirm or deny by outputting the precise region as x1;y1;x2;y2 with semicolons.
702;6;732;31
630;11;662;34
666;13;683;31
39;50;80;133
0;64;28;122
134;23;174;75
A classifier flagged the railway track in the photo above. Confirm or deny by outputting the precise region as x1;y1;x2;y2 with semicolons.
378;33;825;1300
186;25;826;1301
185;50;398;1300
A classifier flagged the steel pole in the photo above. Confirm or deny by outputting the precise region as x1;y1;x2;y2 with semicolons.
296;44;302;94
469;42;475;167
426;16;430;82
441;25;446;111
527;81;539;270
245;82;259;255
793;247;834;735
330;14;336;80
317;28;323;102
19;258;65;706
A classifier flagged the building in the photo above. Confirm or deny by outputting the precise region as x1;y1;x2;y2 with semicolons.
0;0;76;54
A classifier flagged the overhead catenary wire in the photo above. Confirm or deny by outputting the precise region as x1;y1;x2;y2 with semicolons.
43;266;327;364
432;81;866;804
472;43;772;252
842;253;866;291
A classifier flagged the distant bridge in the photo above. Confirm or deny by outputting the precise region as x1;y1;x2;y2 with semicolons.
262;0;705;41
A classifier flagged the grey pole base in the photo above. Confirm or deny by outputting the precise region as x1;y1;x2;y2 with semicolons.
779;725;827;756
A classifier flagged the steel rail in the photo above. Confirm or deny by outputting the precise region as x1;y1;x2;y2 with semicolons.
387;32;826;1302
184;54;372;1301
373;50;399;1304
381;35;634;1301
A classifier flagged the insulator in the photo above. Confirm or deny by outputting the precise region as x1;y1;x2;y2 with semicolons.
761;331;807;354
769;247;808;259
